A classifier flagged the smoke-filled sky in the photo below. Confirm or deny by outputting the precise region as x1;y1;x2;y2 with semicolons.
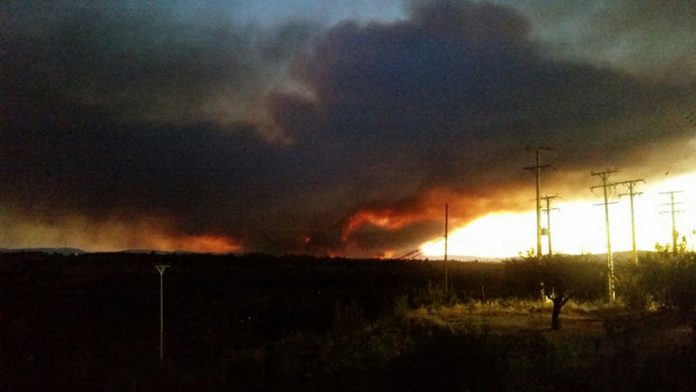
1;0;695;256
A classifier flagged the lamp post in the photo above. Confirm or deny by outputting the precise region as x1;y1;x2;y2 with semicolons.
154;264;170;364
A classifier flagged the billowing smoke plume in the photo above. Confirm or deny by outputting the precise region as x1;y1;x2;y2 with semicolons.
1;1;694;256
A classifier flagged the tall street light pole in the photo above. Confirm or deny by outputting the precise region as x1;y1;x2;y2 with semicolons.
154;264;170;365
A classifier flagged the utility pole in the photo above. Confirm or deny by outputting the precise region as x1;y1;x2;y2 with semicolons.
444;204;448;292
524;147;552;258
591;169;618;302
660;191;684;254
541;195;559;256
154;264;170;365
617;179;645;264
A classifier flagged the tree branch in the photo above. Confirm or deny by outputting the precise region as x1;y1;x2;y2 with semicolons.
561;291;574;306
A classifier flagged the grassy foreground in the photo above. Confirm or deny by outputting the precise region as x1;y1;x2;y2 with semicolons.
408;301;695;391
1;253;696;390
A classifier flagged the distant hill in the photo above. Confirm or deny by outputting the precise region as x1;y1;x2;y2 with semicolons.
413;250;657;263
405;255;502;262
0;248;226;256
118;249;230;255
118;249;178;255
0;247;85;255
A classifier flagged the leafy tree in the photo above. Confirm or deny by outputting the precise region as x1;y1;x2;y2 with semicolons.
538;255;605;330
615;262;651;312
505;255;605;330
635;249;696;344
503;258;544;299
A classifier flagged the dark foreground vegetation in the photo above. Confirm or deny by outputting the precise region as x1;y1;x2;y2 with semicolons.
1;251;696;391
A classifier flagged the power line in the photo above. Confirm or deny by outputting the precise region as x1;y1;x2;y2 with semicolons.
523;147;552;258
617;179;645;264
591;169;618;302
660;190;684;254
396;248;422;260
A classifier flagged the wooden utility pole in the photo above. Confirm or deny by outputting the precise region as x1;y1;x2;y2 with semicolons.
541;195;559;256
444;204;448;292
617;179;645;264
524;147;552;258
591;169;618;302
660;191;684;254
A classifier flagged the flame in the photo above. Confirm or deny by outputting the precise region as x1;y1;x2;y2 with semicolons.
341;186;524;245
421;211;534;258
378;250;395;259
342;208;430;241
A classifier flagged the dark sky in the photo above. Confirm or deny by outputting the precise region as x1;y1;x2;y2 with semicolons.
1;0;695;256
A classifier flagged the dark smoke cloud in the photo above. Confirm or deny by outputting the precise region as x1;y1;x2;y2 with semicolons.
499;0;696;82
1;1;695;256
1;1;317;140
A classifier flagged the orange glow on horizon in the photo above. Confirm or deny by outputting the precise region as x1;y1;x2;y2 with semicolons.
0;215;244;254
150;234;243;254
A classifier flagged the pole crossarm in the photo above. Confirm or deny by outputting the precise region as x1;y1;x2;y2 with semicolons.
523;164;552;171
593;202;619;207
616;179;645;190
620;192;643;198
590;184;617;191
591;169;618;177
